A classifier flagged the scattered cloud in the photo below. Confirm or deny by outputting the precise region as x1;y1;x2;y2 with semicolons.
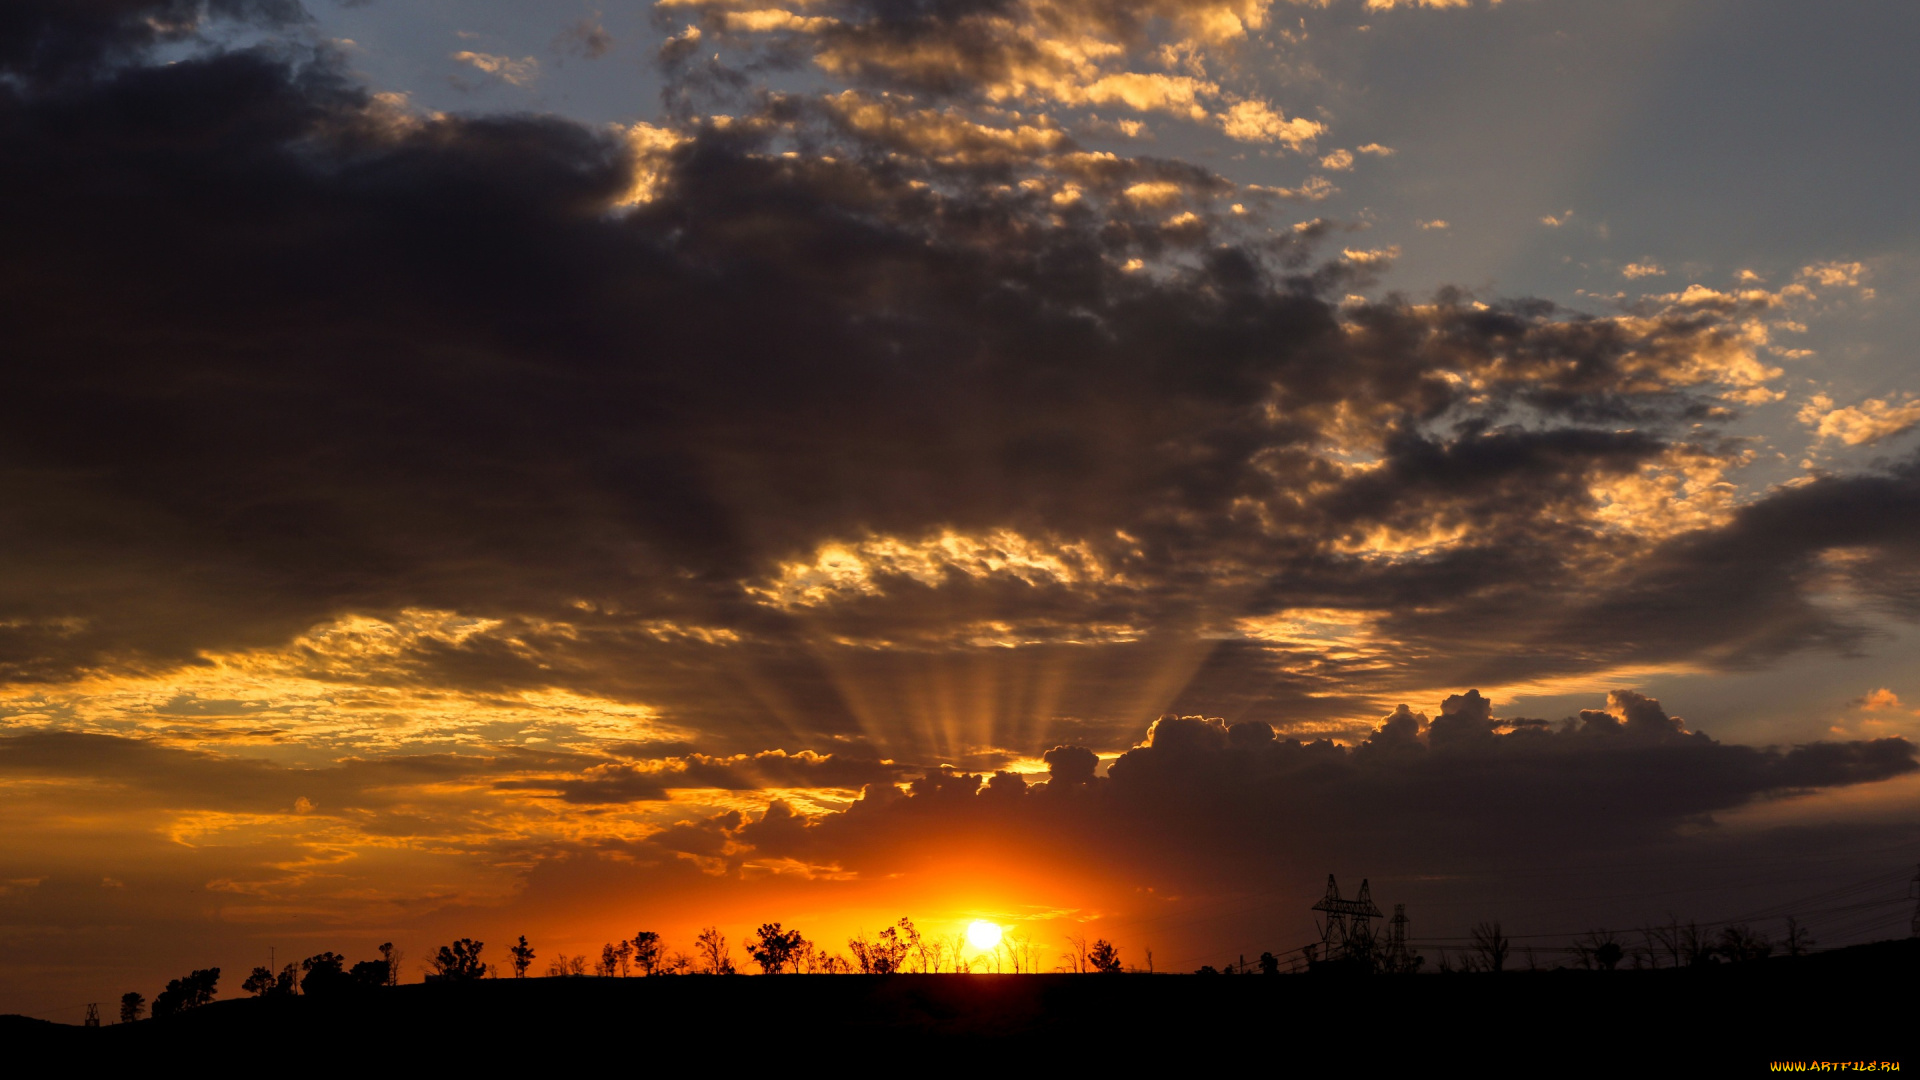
1798;394;1920;447
451;50;539;86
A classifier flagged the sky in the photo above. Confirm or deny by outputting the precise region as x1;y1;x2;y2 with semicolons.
3;0;1919;1014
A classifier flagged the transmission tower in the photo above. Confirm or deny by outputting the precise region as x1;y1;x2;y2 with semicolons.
84;1002;100;1028
1380;903;1414;973
1311;874;1383;967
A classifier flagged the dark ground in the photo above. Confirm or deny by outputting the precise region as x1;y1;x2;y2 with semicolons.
6;940;1913;1070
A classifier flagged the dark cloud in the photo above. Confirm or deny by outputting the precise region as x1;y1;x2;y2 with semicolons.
2;2;1919;762
707;691;1919;888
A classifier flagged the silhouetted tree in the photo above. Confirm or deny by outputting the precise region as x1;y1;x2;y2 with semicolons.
1469;922;1510;973
152;968;220;1017
429;939;487;981
1784;916;1815;957
631;931;663;976
1679;921;1716;967
1258;952;1279;976
379;943;402;987
1717;923;1773;963
1572;929;1624;971
666;951;694;975
510;936;536;978
300;952;350;996
242;966;280;996
849;918;916;974
615;940;633;976
694;927;734;974
1194;965;1219;975
118;992;144;1023
597;943;620;977
1062;933;1089;973
348;959;389;987
747;923;806;974
547;953;587;977
1089;940;1122;973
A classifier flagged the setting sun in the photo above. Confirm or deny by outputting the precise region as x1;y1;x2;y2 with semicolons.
966;920;1003;952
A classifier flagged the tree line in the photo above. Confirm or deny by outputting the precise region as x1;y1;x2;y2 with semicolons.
108;910;1825;1022
110;917;1147;1021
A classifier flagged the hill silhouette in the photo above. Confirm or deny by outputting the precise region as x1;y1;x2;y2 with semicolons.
7;939;1911;1069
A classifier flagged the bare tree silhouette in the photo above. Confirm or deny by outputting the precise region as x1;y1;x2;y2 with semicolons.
118;992;144;1024
695;927;735;975
510;936;536;978
1469;922;1510;973
1718;924;1773;963
1680;921;1715;967
379;943;402;987
1572;929;1624;971
911;932;944;973
546;953;588;977
1061;933;1089;973
1784;916;1816;957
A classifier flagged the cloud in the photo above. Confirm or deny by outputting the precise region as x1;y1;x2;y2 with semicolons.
553;19;614;59
0;9;1906;760
1621;262;1665;279
451;50;540;86
1849;688;1906;712
1798;394;1920;447
698;690;1918;888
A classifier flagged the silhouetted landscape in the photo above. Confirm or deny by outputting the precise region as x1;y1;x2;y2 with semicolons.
9;901;1913;1068
8;940;1913;1066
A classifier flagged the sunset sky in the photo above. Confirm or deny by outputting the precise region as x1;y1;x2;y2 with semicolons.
4;0;1919;1015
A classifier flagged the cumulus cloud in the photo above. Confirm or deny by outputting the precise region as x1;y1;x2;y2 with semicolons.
1798;394;1920;447
688;690;1918;888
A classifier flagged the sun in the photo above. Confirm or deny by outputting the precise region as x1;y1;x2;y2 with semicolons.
966;920;1003;952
